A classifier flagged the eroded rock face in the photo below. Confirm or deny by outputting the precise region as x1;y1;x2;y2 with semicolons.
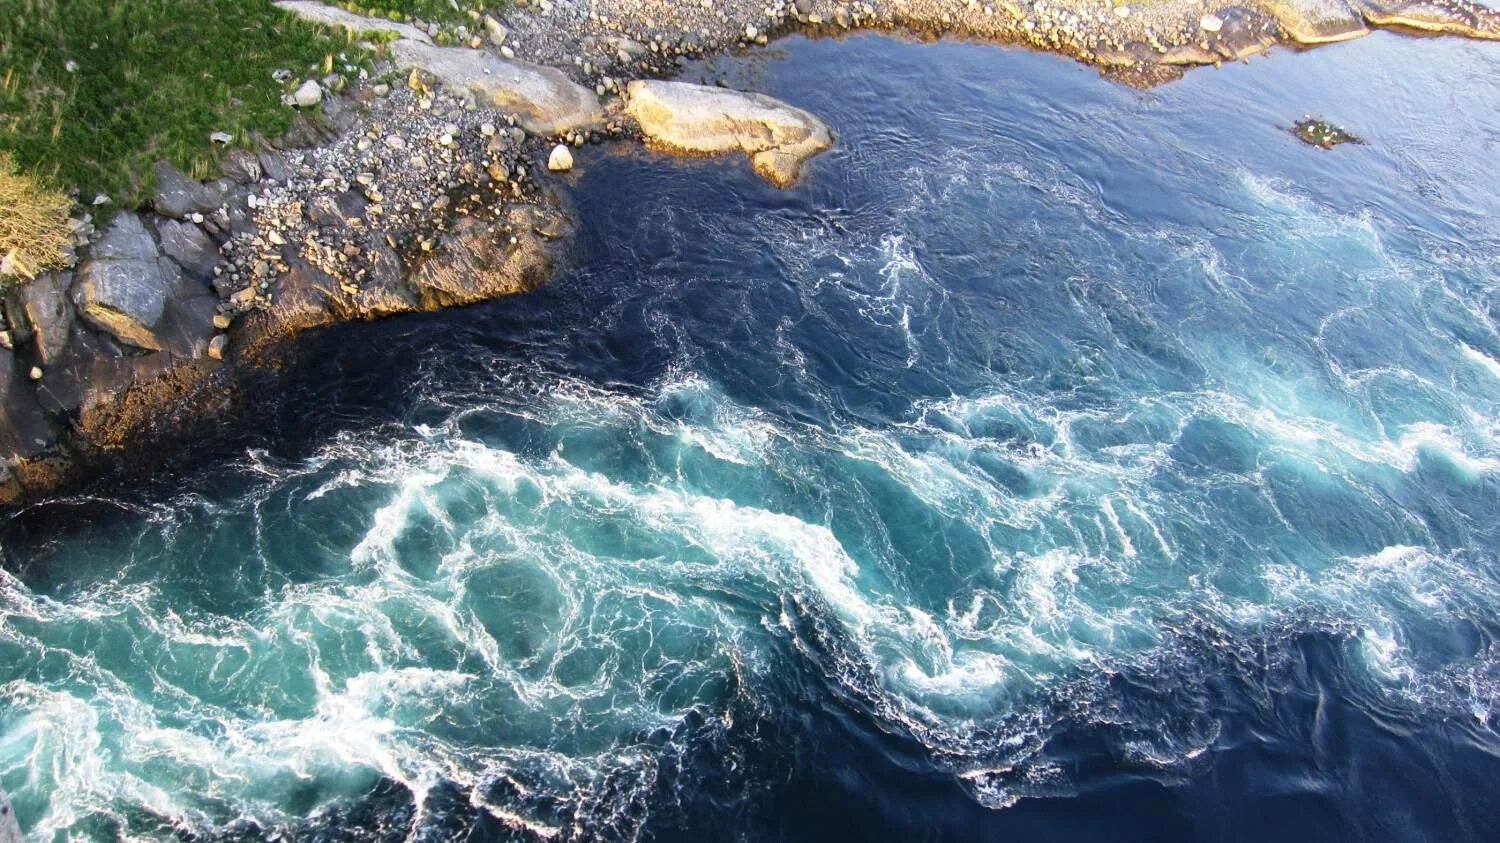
5;271;74;366
389;41;604;135
407;210;559;309
624;80;834;187
70;214;173;351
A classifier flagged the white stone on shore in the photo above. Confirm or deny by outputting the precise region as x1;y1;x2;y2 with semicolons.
293;79;323;107
1200;13;1224;31
548;144;574;171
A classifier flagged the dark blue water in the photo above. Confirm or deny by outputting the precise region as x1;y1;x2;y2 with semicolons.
4;33;1500;841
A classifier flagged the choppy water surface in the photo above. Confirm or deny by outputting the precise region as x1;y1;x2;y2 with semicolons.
5;33;1500;841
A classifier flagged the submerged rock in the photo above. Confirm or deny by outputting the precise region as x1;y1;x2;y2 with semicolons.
1292;117;1363;149
624;80;834;187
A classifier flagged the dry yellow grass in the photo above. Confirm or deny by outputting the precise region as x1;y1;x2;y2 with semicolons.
0;151;72;285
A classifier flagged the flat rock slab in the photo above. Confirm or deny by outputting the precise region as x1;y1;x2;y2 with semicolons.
273;0;434;43
71;214;172;351
625;80;834;187
391;41;604;135
1352;0;1500;37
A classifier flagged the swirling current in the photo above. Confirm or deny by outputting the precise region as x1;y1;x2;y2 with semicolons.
4;33;1500;841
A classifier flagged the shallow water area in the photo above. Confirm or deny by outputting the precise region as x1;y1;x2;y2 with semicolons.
3;31;1500;841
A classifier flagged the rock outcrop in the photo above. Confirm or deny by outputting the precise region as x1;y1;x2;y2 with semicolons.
625;80;834;187
70;214;175;351
389;41;604;135
5;271;73;365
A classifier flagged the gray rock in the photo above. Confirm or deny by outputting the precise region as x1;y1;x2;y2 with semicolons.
221;149;263;184
152;161;229;219
257;148;290;183
6;271;74;365
155;218;220;283
158;286;219;359
70;213;172;350
0;348;53;459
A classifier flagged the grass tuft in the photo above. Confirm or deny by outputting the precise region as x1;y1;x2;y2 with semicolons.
0;150;71;286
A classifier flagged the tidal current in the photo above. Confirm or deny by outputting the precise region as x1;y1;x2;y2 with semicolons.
4;33;1500;841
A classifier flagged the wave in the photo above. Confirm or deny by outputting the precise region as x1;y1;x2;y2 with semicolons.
4;367;1497;835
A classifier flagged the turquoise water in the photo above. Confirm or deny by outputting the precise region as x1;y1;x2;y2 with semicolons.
4;33;1500;840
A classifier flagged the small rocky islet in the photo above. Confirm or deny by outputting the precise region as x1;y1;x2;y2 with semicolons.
0;0;1497;502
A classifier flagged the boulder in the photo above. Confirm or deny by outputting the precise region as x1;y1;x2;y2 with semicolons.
1351;0;1500;37
5;271;74;365
548;144;574;171
1260;0;1369;42
389;41;604;135
624;80;834;187
221;149;264;184
152;161;230;219
70;213;172;351
155;218;220;282
293;79;323;108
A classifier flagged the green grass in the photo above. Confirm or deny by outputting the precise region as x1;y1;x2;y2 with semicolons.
0;0;370;209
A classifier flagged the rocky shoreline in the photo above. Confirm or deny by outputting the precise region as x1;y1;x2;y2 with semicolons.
0;0;1496;504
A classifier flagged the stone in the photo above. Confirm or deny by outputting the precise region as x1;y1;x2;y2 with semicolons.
625;80;834;187
293;79;323;108
152;161;229;219
484;14;510;45
389;40;604;135
1199;13;1224;32
209;131;233;145
258;149;290;183
548;143;574;171
154;218;219;283
5;271;74;365
207;333;228;361
70;213;172;351
221;149;263;184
